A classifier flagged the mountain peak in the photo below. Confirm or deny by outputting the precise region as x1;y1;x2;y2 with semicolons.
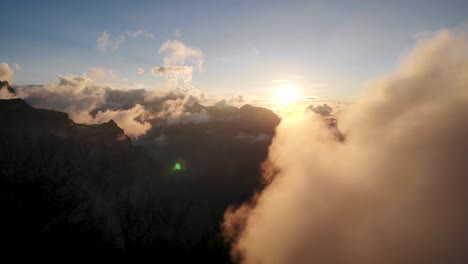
0;80;17;95
0;98;32;111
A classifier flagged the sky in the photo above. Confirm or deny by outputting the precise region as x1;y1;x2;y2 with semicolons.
1;0;467;99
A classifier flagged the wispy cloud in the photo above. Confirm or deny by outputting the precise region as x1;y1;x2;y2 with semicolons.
97;32;117;52
97;29;154;53
126;29;154;39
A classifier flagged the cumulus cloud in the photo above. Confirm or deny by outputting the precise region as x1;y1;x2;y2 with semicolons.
0;63;15;83
152;40;203;85
159;40;203;69
97;29;154;53
151;66;194;83
19;75;100;117
223;30;468;264
137;68;145;75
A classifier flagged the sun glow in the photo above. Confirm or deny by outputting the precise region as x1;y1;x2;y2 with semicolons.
277;87;299;104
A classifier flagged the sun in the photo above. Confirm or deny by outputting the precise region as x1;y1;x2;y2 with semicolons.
277;87;299;104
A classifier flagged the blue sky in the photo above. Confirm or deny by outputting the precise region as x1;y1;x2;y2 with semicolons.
1;0;467;99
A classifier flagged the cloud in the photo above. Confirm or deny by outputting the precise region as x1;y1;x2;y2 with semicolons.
126;29;154;39
97;32;117;53
151;66;193;74
97;30;154;53
12;73;219;138
14;63;21;71
144;87;210;126
137;68;145;75
0;63;15;83
87;67;116;81
15;74;152;137
92;104;152;137
0;80;17;99
19;74;102;120
229;95;245;107
223;29;468;264
151;40;203;85
213;95;248;109
306;103;333;116
151;66;194;83
159;40;203;70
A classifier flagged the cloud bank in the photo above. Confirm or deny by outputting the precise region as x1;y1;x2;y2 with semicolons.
223;30;468;264
7;73;213;138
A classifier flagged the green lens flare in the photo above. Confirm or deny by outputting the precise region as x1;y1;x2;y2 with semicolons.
173;162;182;171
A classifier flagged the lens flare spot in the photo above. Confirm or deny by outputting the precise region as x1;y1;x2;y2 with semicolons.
173;162;182;171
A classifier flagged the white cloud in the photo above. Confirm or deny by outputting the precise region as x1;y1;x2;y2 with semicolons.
151;66;194;83
159;40;203;70
0;63;15;83
97;29;154;53
97;32;117;53
137;68;145;75
152;40;203;85
87;67;116;81
223;29;468;264
11;74;218;138
92;104;152;138
126;29;154;39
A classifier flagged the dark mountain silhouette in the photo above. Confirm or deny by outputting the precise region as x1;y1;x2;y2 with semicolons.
0;98;279;261
0;80;17;95
135;103;280;223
